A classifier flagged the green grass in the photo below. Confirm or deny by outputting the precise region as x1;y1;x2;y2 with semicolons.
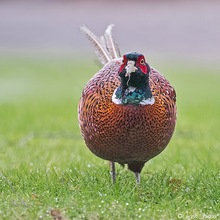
0;56;219;219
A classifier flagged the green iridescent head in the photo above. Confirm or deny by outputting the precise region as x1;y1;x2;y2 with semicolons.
112;52;155;105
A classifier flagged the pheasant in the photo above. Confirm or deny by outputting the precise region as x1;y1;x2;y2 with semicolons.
78;25;177;184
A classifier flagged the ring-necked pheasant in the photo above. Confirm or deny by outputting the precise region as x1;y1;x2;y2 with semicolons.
78;25;177;184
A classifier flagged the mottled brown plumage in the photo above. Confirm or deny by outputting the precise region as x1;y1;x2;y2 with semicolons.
78;25;177;183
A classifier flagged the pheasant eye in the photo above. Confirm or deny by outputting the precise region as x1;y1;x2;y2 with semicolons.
140;59;145;65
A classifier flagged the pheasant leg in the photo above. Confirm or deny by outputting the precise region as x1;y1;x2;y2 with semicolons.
128;161;145;184
134;172;140;185
109;161;116;183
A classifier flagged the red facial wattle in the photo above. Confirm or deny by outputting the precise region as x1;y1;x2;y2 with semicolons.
118;54;148;75
136;55;148;74
118;55;127;74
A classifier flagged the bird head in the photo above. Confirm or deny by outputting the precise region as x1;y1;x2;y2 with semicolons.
112;52;155;105
118;52;150;89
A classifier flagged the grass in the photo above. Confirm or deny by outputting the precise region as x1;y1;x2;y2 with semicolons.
0;56;219;219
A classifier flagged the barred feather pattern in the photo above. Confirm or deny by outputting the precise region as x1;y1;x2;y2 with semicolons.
78;59;177;172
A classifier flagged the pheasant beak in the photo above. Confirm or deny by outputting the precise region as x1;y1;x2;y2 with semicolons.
125;60;137;77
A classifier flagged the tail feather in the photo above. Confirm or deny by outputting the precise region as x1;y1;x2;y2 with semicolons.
80;26;111;65
81;24;121;65
104;24;121;59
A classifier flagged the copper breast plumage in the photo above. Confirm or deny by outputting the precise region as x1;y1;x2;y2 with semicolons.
78;58;177;164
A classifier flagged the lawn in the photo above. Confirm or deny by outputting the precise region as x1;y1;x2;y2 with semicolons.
0;56;219;219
